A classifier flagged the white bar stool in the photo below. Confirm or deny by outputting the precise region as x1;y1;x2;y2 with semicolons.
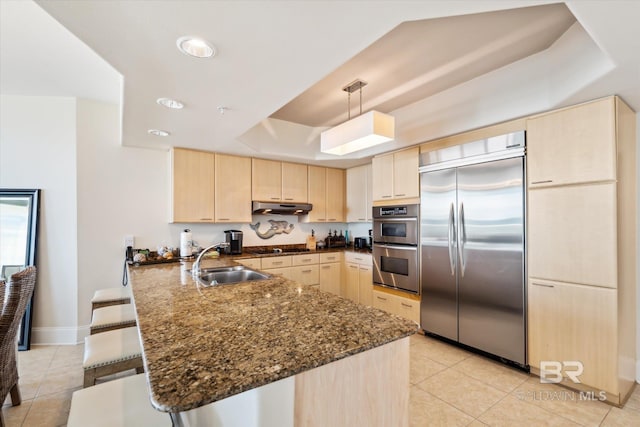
68;374;171;427
91;287;131;311
90;303;137;334
83;326;143;387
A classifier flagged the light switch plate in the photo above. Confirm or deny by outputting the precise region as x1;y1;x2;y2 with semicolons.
124;235;135;248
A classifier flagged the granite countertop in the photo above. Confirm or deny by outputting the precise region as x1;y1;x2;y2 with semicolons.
128;258;417;413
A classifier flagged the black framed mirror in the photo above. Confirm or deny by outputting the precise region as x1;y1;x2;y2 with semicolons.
0;189;40;350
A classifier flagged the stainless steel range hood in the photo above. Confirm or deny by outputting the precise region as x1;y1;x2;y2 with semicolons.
252;201;312;215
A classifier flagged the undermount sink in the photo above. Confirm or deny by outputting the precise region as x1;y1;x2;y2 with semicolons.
192;265;271;287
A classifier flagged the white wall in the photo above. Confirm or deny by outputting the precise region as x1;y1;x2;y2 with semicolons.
0;95;79;343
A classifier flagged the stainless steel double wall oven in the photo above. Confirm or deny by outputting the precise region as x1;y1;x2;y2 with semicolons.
372;204;420;294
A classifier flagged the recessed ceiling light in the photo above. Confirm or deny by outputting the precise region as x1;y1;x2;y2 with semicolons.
176;36;215;58
148;129;170;137
157;98;184;109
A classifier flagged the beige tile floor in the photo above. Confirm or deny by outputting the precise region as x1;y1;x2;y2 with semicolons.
2;334;640;426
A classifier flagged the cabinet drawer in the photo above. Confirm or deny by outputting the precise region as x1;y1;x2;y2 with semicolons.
319;252;343;264
236;258;261;269
292;253;319;266
344;252;371;265
261;256;292;269
372;290;394;313
395;296;420;324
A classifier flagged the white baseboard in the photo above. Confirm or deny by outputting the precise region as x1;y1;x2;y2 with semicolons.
31;325;89;346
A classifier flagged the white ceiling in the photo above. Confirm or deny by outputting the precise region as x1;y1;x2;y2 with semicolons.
2;1;639;169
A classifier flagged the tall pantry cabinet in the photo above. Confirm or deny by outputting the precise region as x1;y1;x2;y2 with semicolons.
526;96;636;405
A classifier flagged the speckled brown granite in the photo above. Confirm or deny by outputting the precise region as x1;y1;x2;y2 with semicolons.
128;258;417;413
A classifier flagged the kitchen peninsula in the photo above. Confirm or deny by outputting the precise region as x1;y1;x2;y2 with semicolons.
128;257;417;426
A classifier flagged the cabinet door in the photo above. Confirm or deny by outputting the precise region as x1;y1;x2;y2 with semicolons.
319;262;341;296
215;154;252;222
528;183;617;288
171;148;215;222
252;158;282;201
326;168;345;222
347;165;368;222
282;162;308;202
393;147;419;199
343;263;359;302
358;265;373;306
372;155;394;201
527;98;616;187
528;279;617;394
372;290;394;314
307;166;327;222
290;265;319;286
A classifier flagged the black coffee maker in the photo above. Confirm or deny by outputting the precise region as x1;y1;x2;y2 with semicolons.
224;230;243;255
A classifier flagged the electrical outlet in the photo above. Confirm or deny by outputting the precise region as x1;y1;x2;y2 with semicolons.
124;235;135;248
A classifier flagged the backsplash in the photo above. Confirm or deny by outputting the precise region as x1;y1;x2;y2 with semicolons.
167;215;369;250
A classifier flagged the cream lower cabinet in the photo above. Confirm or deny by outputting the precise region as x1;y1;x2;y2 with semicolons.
343;252;372;305
319;253;342;296
372;290;420;324
236;258;261;269
290;254;319;286
528;279;618;396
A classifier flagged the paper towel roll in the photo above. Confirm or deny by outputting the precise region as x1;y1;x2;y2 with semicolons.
180;229;192;257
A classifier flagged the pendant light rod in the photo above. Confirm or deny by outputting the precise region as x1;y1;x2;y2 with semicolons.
343;79;367;120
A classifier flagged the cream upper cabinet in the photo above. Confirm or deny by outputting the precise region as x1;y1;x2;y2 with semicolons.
252;159;308;202
346;164;372;222
372;147;419;202
307;166;345;222
527;97;617;187
215;153;252;222
372;155;394;201
307;166;327;222
392;147;419;199
282;162;308;202
326;168;345;222
171;148;215;223
528;183;617;288
252;158;282;201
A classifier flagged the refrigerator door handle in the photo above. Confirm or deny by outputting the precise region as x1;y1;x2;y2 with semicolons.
448;202;456;276
458;202;466;277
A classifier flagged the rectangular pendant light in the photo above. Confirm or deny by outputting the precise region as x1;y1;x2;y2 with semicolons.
320;110;395;155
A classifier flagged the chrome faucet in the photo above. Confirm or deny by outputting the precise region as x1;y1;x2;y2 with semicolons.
191;243;229;278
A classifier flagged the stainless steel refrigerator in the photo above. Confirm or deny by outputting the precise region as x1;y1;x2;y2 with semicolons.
419;132;526;366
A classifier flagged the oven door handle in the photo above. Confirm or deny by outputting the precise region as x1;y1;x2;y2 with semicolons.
448;202;456;276
373;244;417;251
457;202;466;277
